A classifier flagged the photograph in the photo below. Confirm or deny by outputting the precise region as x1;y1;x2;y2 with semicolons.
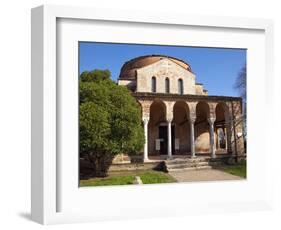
78;42;247;187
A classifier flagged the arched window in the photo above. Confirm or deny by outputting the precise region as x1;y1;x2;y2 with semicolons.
165;78;170;93
178;78;183;95
151;76;156;93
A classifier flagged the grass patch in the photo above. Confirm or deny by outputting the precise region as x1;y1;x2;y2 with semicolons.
80;170;176;187
222;160;247;178
80;175;135;186
140;171;176;184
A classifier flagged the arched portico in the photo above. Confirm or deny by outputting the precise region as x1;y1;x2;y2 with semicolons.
140;98;232;161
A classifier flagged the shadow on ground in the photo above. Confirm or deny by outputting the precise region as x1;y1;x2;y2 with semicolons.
18;212;32;221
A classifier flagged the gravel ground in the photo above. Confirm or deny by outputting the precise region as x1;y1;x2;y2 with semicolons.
169;169;244;182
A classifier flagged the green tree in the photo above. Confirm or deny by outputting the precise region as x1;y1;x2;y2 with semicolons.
80;70;144;177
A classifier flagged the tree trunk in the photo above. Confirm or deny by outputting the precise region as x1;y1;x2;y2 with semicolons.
87;151;114;177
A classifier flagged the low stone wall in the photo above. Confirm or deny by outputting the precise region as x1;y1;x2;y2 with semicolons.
209;155;247;165
80;158;164;177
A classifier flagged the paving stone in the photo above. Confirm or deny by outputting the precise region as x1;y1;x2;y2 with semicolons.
169;169;243;182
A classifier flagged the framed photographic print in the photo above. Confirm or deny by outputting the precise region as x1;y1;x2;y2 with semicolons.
31;5;274;225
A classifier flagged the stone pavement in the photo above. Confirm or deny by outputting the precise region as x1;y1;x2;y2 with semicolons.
169;169;243;182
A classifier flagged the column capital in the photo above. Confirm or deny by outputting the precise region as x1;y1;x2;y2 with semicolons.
164;101;174;124
167;118;173;123
189;116;196;124
138;99;152;119
207;117;216;125
142;117;150;123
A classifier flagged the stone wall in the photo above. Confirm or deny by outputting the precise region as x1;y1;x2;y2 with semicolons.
175;122;190;154
195;84;208;95
136;58;196;94
117;79;136;91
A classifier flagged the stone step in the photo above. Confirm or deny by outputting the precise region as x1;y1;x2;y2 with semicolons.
163;156;229;172
165;157;210;164
165;159;210;164
168;165;212;172
166;161;210;169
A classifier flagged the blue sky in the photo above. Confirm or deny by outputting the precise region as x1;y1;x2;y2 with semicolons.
79;42;246;97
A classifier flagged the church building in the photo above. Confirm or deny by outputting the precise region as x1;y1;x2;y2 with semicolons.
118;55;245;162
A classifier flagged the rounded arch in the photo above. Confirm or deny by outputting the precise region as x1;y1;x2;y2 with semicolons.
173;101;190;154
215;102;230;152
149;99;166;125
148;100;167;156
215;102;229;121
173;101;190;125
196;101;210;121
195;101;211;153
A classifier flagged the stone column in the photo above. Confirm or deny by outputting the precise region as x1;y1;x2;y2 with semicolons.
167;119;172;159
208;117;216;158
224;127;228;150
164;101;174;160
142;117;149;162
189;117;196;158
224;112;232;154
216;129;220;150
229;115;236;156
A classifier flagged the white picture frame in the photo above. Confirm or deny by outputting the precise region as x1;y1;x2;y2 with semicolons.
31;4;274;225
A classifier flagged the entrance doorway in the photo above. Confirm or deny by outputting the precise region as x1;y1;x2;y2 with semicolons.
158;125;175;155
